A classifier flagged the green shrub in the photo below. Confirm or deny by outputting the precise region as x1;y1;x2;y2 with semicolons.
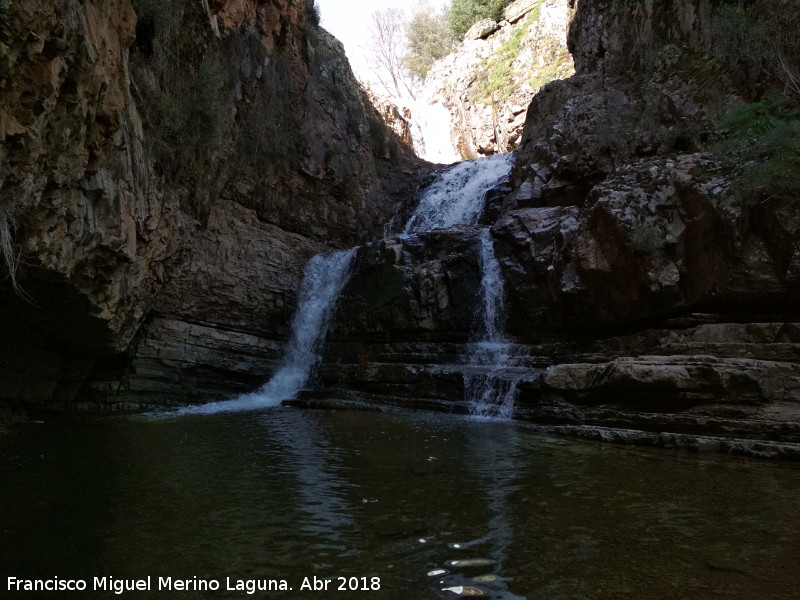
447;0;508;40
306;0;321;27
347;107;363;139
130;0;226;174
368;115;388;156
234;50;305;162
469;7;548;106
403;8;456;80
710;1;800;101
471;16;526;104
715;91;800;197
530;44;572;91
629;222;665;254
155;57;224;158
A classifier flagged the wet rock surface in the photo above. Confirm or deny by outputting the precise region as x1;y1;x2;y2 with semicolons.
0;0;421;407
312;0;800;456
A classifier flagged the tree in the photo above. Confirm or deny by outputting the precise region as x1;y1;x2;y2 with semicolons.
403;5;456;81
364;8;418;99
447;0;508;40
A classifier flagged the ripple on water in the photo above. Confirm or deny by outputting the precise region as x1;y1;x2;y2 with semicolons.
1;410;800;600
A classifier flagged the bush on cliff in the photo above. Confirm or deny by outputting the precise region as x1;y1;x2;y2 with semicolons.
0;204;21;293
710;0;800;102
710;0;800;207
129;0;225;177
715;91;800;198
306;0;321;27
404;6;456;80
448;0;508;40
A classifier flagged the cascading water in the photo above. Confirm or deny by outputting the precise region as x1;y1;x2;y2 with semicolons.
179;248;357;415
404;152;516;233
464;229;521;419
477;228;505;344
403;152;520;417
407;99;461;164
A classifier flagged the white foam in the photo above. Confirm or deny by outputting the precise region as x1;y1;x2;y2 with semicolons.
178;248;357;415
404;152;514;232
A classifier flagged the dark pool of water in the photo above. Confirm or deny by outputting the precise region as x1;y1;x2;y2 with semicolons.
1;408;798;599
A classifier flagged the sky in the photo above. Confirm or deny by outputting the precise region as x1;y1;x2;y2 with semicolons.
316;0;417;86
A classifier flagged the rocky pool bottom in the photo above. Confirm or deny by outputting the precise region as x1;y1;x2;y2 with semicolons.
1;408;799;600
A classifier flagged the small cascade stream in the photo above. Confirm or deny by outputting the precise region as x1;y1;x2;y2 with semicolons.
403;153;520;417
187;152;518;417
179;248;356;415
464;229;522;419
404;153;516;233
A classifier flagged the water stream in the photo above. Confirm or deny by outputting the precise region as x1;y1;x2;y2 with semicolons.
179;248;356;415
404;153;519;416
406;98;461;164
465;229;522;419
403;153;515;233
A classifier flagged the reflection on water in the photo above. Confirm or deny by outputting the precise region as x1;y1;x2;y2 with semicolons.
1;409;799;599
430;428;525;599
259;410;355;546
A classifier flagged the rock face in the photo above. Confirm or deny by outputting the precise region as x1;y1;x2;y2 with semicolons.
0;0;421;408
363;88;414;152
2;0;799;458
421;0;574;158
465;19;501;41
310;0;800;456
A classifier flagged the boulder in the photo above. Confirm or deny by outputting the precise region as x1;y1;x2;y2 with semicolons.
505;0;543;23
465;19;500;40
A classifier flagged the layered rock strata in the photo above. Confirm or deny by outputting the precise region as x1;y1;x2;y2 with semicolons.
0;0;421;408
308;0;800;457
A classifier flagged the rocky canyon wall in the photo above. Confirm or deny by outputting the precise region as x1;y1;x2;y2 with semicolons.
0;0;420;408
421;0;574;159
312;0;800;457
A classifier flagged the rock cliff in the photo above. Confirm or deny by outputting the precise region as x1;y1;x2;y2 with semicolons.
0;0;421;408
421;0;574;158
308;0;800;457
2;0;798;457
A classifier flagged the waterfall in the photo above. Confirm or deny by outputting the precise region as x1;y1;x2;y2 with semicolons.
477;228;505;344
464;229;521;419
404;152;515;233
407;99;461;164
179;248;357;415
403;151;520;418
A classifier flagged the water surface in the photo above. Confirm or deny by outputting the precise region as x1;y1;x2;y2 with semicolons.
1;409;798;599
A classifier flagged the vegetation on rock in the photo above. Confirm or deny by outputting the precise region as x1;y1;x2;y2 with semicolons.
0;205;20;293
469;4;554;106
403;6;456;80
715;92;800;199
129;0;226;221
710;1;800;103
707;0;800;223
448;0;508;40
305;0;321;27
